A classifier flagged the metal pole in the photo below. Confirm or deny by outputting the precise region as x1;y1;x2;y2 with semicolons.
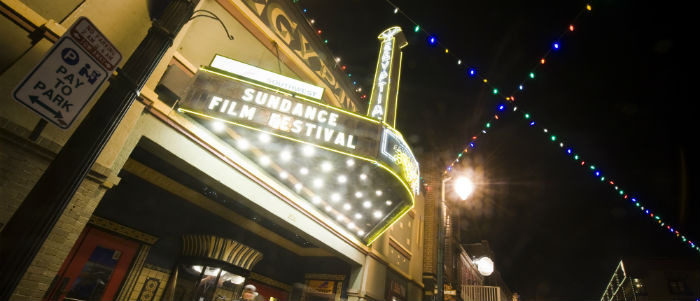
0;0;199;298
437;176;451;301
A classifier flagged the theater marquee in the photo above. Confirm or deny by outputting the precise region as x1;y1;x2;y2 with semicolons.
179;45;417;245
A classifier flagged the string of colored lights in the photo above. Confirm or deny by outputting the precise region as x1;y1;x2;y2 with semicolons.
383;0;700;254
294;2;699;253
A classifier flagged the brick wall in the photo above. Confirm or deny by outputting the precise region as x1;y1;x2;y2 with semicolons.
1;121;113;300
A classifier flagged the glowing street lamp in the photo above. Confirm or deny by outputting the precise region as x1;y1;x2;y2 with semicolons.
437;175;475;301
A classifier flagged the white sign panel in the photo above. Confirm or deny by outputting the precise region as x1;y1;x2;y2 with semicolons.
210;55;324;100
12;17;120;129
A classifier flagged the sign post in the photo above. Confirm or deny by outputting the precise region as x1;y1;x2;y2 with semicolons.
12;17;121;129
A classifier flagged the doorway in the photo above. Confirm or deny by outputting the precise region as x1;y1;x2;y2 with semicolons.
45;227;139;301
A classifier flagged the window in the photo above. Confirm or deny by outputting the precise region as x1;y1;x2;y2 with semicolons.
668;279;688;294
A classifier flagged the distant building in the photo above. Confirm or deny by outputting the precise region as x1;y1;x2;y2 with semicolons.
459;241;515;301
600;258;699;301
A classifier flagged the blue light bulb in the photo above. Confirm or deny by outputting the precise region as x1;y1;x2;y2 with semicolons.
429;36;436;45
566;148;572;154
529;121;535;126
468;68;477;77
498;105;505;111
518;84;524;90
553;42;560;49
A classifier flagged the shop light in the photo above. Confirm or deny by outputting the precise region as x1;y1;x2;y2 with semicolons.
300;167;309;175
259;156;271;166
313;178;324;188
279;171;288;179
363;201;371;208
331;193;341;202
321;161;333;172
373;211;382;218
346;159;355;167
375;190;383;196
337;175;347;183
236;139;250;150
355;191;363;198
343;203;352;210
360;174;367;180
211;121;226;132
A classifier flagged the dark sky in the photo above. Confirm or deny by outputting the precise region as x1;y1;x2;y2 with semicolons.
299;0;698;300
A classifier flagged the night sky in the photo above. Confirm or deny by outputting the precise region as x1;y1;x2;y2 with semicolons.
300;0;699;300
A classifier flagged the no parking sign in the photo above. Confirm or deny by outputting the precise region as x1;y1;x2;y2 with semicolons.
12;17;121;129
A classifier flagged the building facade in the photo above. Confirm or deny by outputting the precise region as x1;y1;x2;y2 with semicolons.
0;0;425;300
600;258;699;301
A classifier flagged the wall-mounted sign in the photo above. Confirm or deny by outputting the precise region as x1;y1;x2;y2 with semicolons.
367;26;407;126
381;129;420;196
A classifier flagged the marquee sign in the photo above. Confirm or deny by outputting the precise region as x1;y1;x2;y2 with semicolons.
179;48;417;244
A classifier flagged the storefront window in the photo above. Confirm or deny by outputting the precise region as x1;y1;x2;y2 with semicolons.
173;264;246;301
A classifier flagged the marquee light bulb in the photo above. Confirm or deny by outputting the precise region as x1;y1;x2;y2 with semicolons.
348;222;355;229
324;206;331;212
279;171;288;179
338;175;347;183
321;161;333;172
355;191;363;198
376;190;383;196
302;145;315;157
211;121;225;132
237;139;250;150
294;183;302;192
343;203;352;210
346;159;355;167
259;156;271;166
258;133;271;143
385;200;392;206
312;196;321;204
360;174;367;180
358;230;365;236
313;178;323;188
280;150;292;161
300;167;309;175
363;201;371;208
331;193;341;202
355;213;363;219
373;211;382;218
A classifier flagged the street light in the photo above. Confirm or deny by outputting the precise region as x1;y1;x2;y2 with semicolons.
437;176;474;301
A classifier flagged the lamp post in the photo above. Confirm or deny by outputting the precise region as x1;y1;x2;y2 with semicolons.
437;176;474;301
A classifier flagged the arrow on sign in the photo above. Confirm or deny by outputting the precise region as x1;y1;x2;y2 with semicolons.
30;95;63;119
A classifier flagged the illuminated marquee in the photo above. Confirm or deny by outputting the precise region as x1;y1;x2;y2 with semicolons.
178;53;417;245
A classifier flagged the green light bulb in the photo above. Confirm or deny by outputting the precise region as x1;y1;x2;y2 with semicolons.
414;25;420;32
493;88;498;94
524;113;530;119
574;155;579;160
529;72;535;79
590;165;595;170
486;123;491;128
550;135;556;141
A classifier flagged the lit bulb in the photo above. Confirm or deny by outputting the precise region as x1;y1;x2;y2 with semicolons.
363;201;371;208
300;167;309;175
393;7;398;13
279;171;288;179
355;191;363;198
312;196;321;204
211;121;225;132
338;175;347;183
331;193;341;202
258;133;271;143
280;150;292;161
348;222;355;229
354;213;363;219
237;139;250;150
360;174;367;180
373;211;382;218
343;203;351;210
375;190;383;196
294;183;302;192
313;178;323;188
259;156;271;166
385;200;392;206
325;206;332;212
302;145;315;157
346;159;355;167
358;230;365;236
321;161;333;172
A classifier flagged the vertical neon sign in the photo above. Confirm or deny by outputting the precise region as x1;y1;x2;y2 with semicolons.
367;26;407;126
